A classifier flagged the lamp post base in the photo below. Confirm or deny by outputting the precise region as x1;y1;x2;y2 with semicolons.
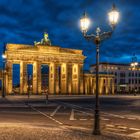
93;130;101;135
2;95;5;98
93;109;101;135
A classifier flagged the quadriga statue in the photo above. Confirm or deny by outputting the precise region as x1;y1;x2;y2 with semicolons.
34;32;51;46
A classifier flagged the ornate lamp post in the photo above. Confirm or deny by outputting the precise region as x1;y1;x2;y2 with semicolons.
130;54;138;95
2;54;6;98
80;4;119;135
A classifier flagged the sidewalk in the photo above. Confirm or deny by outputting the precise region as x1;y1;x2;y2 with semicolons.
0;94;139;107
0;94;140;101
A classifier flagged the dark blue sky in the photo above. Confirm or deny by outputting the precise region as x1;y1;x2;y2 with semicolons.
0;0;140;70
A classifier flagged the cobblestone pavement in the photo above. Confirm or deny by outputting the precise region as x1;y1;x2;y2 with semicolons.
0;95;139;140
0;123;138;140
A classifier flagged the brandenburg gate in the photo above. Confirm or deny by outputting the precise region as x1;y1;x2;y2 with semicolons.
1;33;114;95
4;33;85;95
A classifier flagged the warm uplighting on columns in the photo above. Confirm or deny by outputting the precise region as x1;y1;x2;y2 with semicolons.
108;4;119;29
80;12;90;34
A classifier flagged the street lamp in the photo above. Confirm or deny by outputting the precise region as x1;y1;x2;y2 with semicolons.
80;4;119;135
130;55;138;95
2;54;6;98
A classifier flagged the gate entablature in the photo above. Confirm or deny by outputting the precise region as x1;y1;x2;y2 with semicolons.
5;44;85;64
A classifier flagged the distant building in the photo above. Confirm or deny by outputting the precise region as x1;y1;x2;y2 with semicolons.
90;62;140;93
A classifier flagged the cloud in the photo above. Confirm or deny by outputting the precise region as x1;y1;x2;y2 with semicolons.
0;0;139;70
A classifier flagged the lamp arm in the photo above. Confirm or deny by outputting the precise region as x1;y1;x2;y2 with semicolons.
83;33;96;41
100;31;113;41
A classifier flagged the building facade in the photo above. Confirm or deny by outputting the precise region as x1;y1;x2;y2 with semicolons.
90;62;140;93
84;73;115;95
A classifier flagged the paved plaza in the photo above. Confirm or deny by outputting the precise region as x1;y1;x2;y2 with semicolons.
0;95;139;140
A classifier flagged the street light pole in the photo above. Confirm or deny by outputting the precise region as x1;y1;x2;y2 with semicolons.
80;4;119;135
83;28;113;135
2;60;5;98
94;38;100;134
2;54;6;98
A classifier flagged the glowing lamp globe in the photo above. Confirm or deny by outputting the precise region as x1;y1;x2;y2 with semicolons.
80;12;90;33
131;63;134;67
108;4;119;28
2;54;6;59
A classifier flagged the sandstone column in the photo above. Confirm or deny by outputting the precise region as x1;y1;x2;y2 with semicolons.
79;64;84;94
111;78;115;95
108;77;111;94
99;77;103;95
6;61;13;94
20;61;27;94
55;64;60;94
105;78;109;95
61;63;68;94
84;78;88;94
72;64;80;94
93;77;96;95
33;61;38;94
68;64;72;94
89;76;93;94
37;62;42;94
49;63;55;94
